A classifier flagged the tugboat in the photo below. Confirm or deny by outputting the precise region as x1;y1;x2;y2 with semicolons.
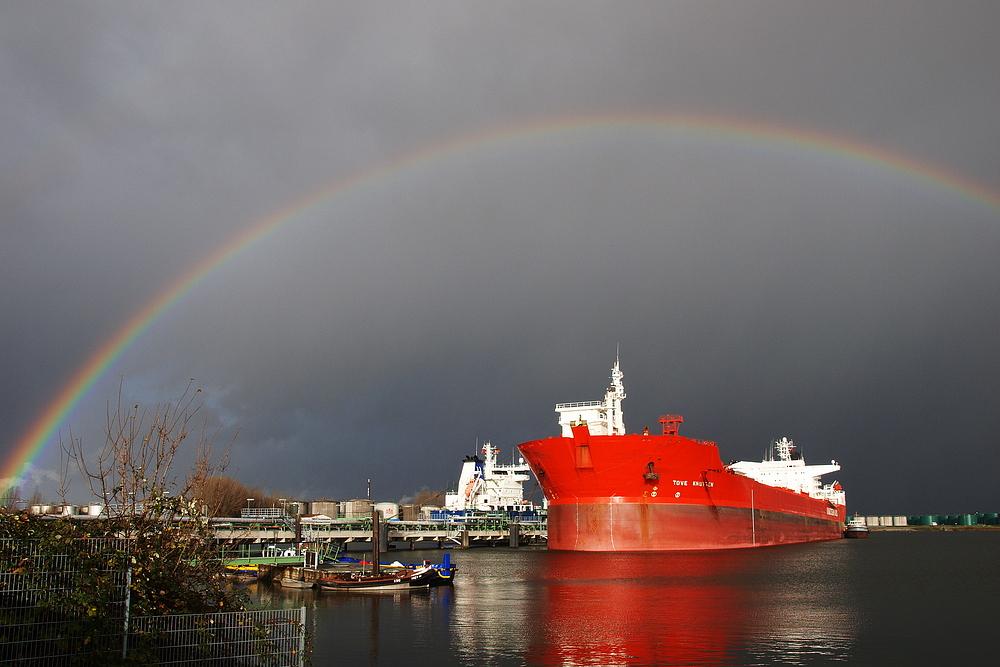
843;515;870;538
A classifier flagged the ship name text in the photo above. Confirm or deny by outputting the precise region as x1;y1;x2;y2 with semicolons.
673;480;714;488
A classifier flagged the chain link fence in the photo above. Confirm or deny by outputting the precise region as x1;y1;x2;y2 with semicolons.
0;538;305;666
1;538;131;664
128;609;306;666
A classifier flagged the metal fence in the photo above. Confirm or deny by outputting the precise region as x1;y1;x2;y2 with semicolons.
241;508;285;519
0;538;131;665
1;608;306;666
0;538;305;666
128;609;306;666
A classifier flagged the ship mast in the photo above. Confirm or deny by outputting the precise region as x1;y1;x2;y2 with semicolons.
605;354;626;435
774;437;794;461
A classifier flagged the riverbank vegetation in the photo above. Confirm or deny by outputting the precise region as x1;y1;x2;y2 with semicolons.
0;383;258;663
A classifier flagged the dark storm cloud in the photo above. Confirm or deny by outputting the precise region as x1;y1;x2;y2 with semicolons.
2;2;999;515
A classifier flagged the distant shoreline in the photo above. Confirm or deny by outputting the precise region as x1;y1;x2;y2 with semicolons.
867;525;1000;532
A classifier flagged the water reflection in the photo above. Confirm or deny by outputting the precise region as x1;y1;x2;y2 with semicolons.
523;544;858;666
523;551;729;665
740;542;860;665
254;542;859;666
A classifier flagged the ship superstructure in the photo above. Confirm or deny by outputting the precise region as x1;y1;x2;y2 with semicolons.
555;358;626;436
444;442;537;512
517;359;847;550
728;437;845;505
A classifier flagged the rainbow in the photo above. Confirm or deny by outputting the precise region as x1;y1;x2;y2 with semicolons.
4;114;1000;493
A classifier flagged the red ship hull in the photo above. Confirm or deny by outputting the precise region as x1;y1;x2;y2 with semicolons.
518;425;845;551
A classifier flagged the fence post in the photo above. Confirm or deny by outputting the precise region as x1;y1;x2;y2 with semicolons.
298;606;307;666
121;566;132;659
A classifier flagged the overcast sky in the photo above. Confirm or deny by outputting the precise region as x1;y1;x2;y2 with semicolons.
2;2;999;515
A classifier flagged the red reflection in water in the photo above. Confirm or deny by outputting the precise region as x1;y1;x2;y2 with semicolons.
527;551;755;666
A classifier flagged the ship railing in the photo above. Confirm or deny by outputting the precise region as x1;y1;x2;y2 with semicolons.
555;401;603;410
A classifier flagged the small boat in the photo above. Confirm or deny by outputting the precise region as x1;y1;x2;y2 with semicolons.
278;577;315;589
843;515;870;538
405;553;455;586
224;564;259;580
318;565;438;591
429;558;456;585
318;506;440;592
327;555;457;585
426;566;454;586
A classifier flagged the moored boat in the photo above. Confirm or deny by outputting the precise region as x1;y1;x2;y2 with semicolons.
318;505;442;591
380;554;456;585
278;577;315;588
323;554;456;585
517;357;847;551
318;565;437;591
843;515;870;538
224;564;259;580
425;553;456;585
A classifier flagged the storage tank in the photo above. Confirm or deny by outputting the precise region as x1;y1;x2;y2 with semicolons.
309;500;340;517
960;514;975;526
60;505;79;516
919;515;935;526
375;502;400;520
341;498;373;519
86;504;104;516
893;516;908;526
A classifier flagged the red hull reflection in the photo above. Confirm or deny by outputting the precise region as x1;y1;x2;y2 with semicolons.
527;551;753;666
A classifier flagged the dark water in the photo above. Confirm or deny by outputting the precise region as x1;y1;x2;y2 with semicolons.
250;531;999;666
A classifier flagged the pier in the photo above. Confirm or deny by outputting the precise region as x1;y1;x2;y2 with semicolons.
212;515;547;551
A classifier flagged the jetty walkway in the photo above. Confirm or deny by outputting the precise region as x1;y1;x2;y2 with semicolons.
211;516;547;550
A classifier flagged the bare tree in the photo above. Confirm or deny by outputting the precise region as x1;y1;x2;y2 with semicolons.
65;380;234;518
58;379;245;615
195;476;290;518
0;484;21;511
27;489;44;507
413;489;445;507
0;380;310;662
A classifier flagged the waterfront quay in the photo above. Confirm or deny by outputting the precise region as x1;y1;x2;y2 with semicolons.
212;514;547;552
